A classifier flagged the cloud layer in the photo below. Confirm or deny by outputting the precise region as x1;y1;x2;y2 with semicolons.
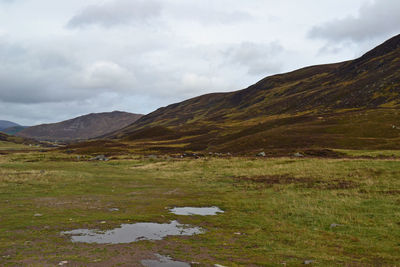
309;0;400;43
67;0;162;28
0;0;398;125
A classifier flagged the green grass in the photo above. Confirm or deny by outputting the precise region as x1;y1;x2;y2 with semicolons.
0;141;35;150
0;151;399;266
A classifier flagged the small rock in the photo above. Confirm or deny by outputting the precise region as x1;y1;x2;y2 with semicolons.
100;221;106;224
293;152;304;157
303;260;314;264
109;208;119;212
91;155;109;161
34;213;43;217
58;260;68;266
234;232;242;235
148;155;158;159
330;223;344;228
257;151;266;157
214;265;228;267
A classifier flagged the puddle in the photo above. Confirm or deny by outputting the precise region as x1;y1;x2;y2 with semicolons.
170;206;224;216
61;220;202;244
141;254;190;267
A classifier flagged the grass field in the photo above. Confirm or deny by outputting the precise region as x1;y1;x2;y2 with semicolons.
0;146;399;266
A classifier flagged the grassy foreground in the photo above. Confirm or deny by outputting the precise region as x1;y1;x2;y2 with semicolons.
0;148;399;266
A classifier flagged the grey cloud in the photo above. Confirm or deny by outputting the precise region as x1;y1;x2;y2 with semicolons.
4;1;392;126
67;0;162;28
309;0;400;43
0;40;137;104
225;42;284;75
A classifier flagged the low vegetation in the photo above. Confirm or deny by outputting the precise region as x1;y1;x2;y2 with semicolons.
0;143;399;266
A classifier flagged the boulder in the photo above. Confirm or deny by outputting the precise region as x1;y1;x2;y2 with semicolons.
257;151;266;157
293;152;304;157
91;155;109;161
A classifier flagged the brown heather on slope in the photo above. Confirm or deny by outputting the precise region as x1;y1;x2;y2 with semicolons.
18;111;143;142
100;35;400;154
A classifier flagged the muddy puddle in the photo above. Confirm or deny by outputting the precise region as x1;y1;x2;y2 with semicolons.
62;220;203;244
141;254;190;267
170;206;224;216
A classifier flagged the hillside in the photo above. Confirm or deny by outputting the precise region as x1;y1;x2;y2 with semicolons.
1;126;29;135
104;34;400;154
18;111;143;142
0;120;20;131
0;131;36;146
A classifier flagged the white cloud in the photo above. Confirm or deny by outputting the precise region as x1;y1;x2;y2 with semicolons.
225;42;284;75
79;61;136;91
67;0;162;28
309;0;400;43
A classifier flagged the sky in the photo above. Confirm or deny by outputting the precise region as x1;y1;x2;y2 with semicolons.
0;0;399;125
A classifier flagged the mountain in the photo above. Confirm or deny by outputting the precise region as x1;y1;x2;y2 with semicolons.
105;34;400;154
18;111;143;142
2;126;29;135
0;120;20;131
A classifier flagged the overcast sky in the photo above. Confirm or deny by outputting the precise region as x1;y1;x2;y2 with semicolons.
1;0;399;125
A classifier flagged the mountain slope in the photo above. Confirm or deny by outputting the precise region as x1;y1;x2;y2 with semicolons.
2;126;29;135
108;34;400;153
0;131;36;146
0;120;20;131
18;111;143;141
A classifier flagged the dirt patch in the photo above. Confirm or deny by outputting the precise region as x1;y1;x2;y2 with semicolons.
233;174;359;190
302;149;345;158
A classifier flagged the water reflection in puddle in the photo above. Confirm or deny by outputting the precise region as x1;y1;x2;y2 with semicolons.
141;254;190;267
170;206;224;216
62;220;202;244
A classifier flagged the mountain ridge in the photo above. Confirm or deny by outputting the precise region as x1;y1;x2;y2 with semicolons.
18;111;143;142
101;34;400;153
0;120;20;131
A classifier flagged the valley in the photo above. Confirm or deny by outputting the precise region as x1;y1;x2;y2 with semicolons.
0;34;400;266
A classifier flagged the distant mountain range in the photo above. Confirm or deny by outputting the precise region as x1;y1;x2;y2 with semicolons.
104;34;400;153
17;111;143;142
0;120;20;131
0;121;28;136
